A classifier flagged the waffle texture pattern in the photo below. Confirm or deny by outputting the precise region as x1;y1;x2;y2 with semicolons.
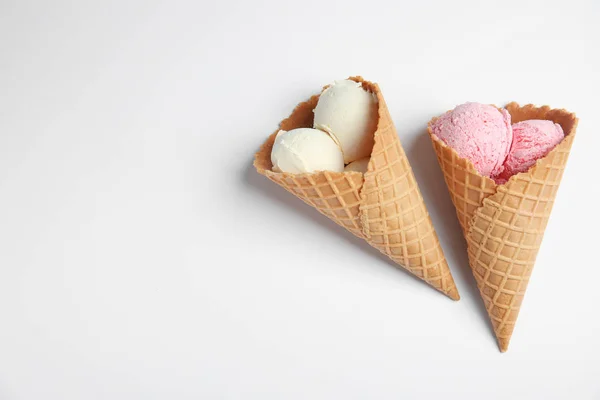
255;77;459;300
428;102;578;351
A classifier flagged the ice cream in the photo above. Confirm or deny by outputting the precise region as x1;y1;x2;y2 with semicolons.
428;102;578;351
313;79;378;163
344;157;370;173
495;120;564;183
257;76;461;300
429;102;512;178
270;128;344;174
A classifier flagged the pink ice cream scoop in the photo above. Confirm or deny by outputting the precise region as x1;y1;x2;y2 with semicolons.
430;102;513;178
495;120;564;183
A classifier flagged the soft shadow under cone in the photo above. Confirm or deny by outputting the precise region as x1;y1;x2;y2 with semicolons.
428;103;578;351
254;77;459;300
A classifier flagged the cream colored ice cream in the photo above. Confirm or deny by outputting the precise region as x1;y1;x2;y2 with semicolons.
313;80;378;163
270;128;344;174
344;157;370;173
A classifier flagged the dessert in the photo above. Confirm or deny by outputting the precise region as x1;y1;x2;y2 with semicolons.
313;79;378;163
255;77;460;299
429;102;512;179
495;120;565;183
343;157;370;173
271;128;344;174
428;102;578;351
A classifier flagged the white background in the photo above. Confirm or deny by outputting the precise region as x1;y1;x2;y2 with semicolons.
1;0;599;399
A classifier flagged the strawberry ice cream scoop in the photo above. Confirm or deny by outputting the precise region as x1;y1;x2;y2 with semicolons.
429;102;512;178
495;120;564;183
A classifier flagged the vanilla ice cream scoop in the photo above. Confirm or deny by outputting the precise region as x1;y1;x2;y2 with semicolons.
270;128;344;174
344;157;370;173
313;79;378;163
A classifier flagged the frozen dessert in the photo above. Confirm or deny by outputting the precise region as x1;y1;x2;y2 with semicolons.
495;120;564;183
256;76;460;300
344;157;370;173
430;102;566;185
270;78;379;175
429;102;512;178
313;79;378;163
270;128;344;174
428;101;578;352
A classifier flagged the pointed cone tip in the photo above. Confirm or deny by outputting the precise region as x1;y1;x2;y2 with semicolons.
448;289;460;301
498;338;510;353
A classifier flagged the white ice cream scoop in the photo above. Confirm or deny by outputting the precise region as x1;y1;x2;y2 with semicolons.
313;79;378;163
344;157;370;173
271;128;344;174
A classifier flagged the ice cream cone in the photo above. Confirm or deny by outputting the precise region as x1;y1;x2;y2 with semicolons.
254;77;459;300
428;102;578;351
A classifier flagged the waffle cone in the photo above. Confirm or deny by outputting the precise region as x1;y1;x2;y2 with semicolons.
428;102;578;351
254;77;459;300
